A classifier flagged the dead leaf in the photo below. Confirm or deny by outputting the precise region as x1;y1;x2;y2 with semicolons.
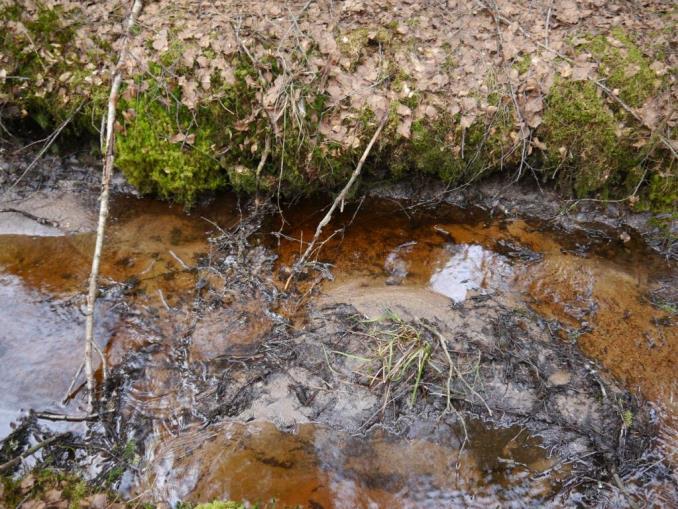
532;137;547;150
397;116;412;138
571;63;595;82
460;114;476;129
20;475;35;493
152;29;168;52
639;100;660;130
179;77;199;109
169;133;196;144
396;104;411;117
555;1;590;24
558;62;572;78
649;61;667;76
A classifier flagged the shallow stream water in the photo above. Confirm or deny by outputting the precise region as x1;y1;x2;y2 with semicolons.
0;192;675;507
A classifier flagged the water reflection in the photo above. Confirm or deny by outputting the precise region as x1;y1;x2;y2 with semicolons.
429;244;512;302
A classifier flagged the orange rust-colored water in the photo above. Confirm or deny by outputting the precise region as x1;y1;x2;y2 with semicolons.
274;200;676;408
0;196;238;298
143;420;561;507
0;195;239;434
1;193;675;506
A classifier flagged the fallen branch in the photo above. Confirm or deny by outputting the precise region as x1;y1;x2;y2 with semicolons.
0;433;68;473
0;208;60;229
84;0;144;413
284;111;389;290
255;134;272;208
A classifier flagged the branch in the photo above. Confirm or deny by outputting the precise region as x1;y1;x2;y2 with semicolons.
84;0;144;414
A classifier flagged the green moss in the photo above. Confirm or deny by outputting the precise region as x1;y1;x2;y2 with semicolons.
540;79;640;196
194;503;246;509
641;171;677;213
403;117;464;181
514;55;531;75
116;84;225;205
386;99;515;186
1;470;104;509
586;29;658;107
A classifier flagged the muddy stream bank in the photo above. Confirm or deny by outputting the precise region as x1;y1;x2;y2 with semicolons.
0;171;676;507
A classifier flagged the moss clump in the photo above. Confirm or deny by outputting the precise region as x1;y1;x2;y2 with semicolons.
586;29;658;107
641;171;677;213
1;470;105;509
337;26;392;69
514;55;531;75
540;79;640;196
116;85;225;205
393;117;464;181
387;101;515;185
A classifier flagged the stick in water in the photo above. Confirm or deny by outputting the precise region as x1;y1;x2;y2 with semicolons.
84;0;144;413
284;111;389;290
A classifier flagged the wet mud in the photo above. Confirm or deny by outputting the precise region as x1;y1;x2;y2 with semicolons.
0;175;676;507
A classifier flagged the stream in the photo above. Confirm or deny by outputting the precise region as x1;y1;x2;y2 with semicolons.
0;184;675;507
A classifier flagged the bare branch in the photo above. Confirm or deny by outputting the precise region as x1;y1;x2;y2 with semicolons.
84;0;144;414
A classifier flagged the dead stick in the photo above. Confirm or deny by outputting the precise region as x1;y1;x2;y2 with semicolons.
34;412;101;422
84;0;144;414
0;434;67;473
284;112;389;290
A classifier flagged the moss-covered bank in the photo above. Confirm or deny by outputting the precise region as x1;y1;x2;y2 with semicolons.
1;1;674;212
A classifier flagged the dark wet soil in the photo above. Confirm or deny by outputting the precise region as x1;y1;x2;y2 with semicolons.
0;167;676;507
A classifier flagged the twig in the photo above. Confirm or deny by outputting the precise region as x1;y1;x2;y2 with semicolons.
62;361;84;404
157;289;171;311
0;208;60;228
255;134;272;208
284;111;389;290
84;0;144;414
34;412;101;422
168;249;190;270
612;469;641;509
0;433;68;473
544;0;553;49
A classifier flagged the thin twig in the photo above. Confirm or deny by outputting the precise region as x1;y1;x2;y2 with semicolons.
255;134;272;208
544;0;553;49
62;361;84;404
34;412;101;422
168;249;190;270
